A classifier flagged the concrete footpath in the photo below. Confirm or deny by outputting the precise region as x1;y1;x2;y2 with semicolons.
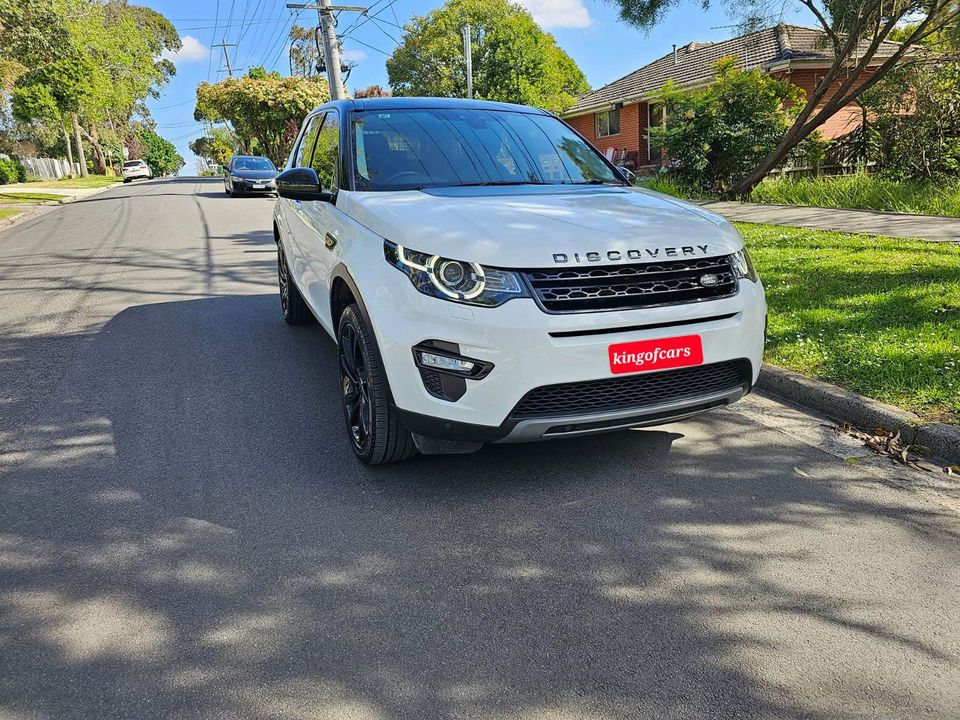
701;200;960;241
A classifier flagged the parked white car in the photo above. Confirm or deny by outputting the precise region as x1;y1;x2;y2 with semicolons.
273;98;767;464
121;159;152;182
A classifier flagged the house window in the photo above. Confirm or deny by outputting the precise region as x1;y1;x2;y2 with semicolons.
596;108;621;137
648;102;666;163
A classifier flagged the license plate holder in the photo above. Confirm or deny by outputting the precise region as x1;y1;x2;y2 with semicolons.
253;183;265;189
608;335;704;375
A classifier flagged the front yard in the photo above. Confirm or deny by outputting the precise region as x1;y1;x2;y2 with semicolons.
740;224;960;424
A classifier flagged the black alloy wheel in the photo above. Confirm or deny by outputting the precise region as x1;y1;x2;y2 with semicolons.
336;305;417;464
339;321;372;455
276;240;312;324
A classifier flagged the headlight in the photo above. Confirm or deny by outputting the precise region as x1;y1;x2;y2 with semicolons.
231;175;243;182
384;240;528;307
731;247;758;282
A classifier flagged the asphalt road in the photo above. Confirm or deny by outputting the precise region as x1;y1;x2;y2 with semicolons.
1;177;958;720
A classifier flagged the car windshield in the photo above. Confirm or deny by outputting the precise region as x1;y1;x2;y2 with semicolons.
123;161;143;167
233;157;275;171
351;108;621;191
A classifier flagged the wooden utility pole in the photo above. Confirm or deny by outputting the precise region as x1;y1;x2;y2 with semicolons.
212;43;238;77
462;25;473;99
286;3;367;100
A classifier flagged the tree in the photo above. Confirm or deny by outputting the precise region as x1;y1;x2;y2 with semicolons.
194;68;329;165
353;84;392;98
861;60;960;179
5;1;180;176
652;58;804;193
289;25;321;79
387;0;589;114
189;127;235;166
139;129;183;176
604;0;960;195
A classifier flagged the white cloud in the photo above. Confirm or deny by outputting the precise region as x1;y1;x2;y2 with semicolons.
516;0;593;28
161;36;210;64
340;48;368;63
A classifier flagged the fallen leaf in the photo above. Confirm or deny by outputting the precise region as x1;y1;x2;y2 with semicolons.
794;466;810;478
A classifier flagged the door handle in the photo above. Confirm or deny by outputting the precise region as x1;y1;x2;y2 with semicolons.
324;233;337;249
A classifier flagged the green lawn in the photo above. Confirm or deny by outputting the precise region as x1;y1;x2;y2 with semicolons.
0;191;63;204
739;224;960;424
0;208;21;222
18;175;119;189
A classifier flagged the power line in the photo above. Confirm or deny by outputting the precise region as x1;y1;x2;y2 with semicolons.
343;36;391;56
369;15;399;45
207;0;221;80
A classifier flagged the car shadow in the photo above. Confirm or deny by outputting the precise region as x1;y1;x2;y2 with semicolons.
3;292;958;719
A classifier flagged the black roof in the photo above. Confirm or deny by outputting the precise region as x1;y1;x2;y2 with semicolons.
312;97;552;115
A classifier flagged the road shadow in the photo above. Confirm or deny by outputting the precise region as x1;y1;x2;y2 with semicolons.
2;294;958;719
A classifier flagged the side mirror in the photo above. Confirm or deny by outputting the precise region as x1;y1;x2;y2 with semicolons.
276;167;332;202
617;165;637;183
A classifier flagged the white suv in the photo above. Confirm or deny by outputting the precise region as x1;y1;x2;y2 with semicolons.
273;98;766;464
121;159;152;182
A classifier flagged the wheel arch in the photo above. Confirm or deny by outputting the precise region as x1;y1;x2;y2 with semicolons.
330;263;374;332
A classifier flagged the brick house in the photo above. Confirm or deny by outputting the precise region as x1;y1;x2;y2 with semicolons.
561;24;902;170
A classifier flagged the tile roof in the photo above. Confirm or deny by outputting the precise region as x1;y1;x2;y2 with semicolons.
564;24;902;115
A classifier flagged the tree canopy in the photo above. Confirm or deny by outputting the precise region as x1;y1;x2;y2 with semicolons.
140;129;183;176
386;0;589;114
194;68;329;165
3;0;182;176
604;0;960;194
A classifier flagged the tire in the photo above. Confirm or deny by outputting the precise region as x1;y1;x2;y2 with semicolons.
338;304;418;465
276;240;312;325
123;178;130;183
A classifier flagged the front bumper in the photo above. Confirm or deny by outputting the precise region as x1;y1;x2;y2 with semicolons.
231;179;276;192
361;261;767;441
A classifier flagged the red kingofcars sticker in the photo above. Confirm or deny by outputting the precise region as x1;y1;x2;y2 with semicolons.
608;335;704;374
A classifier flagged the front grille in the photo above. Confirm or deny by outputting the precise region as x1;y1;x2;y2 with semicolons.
523;256;737;313
510;359;751;418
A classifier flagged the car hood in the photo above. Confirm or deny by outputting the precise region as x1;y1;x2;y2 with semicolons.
337;185;743;267
231;168;277;179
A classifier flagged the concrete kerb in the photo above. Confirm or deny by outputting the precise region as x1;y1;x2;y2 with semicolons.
757;363;960;465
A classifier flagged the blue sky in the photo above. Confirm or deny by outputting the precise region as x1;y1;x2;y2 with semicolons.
146;0;807;171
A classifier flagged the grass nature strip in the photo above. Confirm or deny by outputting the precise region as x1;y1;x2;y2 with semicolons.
0;192;64;204
739;223;960;424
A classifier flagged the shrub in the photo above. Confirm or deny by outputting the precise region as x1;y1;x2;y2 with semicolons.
861;61;960;181
650;57;803;194
0;158;24;184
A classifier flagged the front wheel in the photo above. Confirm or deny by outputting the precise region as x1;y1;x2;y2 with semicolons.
338;304;417;465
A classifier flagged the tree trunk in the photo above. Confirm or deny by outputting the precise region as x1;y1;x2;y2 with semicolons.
71;113;89;178
62;118;75;178
88;124;107;175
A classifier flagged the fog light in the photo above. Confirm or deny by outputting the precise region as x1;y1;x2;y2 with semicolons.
418;351;475;374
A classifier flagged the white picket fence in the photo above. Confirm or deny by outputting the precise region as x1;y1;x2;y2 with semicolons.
18;156;81;180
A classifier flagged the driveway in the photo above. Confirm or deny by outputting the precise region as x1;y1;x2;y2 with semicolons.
1;178;958;719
